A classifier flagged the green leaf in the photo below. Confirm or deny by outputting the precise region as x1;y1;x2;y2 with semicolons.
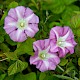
8;1;18;9
15;38;35;55
39;72;46;80
49;22;61;28
5;35;17;46
24;72;36;80
0;27;5;35
50;0;65;14
63;0;77;5
1;11;7;21
54;75;73;80
44;75;59;80
59;58;68;66
0;43;10;52
78;58;80;66
4;52;18;60
64;66;75;75
0;36;4;43
4;75;14;80
14;72;36;80
77;29;80;37
71;14;80;29
51;4;65;14
61;5;79;26
0;74;6;80
8;60;28;75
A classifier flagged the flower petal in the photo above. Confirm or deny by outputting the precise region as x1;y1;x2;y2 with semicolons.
39;61;49;72
44;39;50;50
28;14;39;23
25;27;35;38
50;40;58;52
61;41;73;47
24;7;33;18
30;54;39;64
33;40;44;51
60;30;70;41
28;24;39;33
4;25;17;34
58;47;66;57
15;6;26;19
48;61;56;70
25;13;34;22
9;29;27;42
25;23;39;37
50;26;63;40
5;16;17;25
63;27;74;40
66;47;74;54
8;8;18;20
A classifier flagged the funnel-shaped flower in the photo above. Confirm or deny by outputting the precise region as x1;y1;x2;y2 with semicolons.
4;6;39;42
50;26;77;57
30;39;60;72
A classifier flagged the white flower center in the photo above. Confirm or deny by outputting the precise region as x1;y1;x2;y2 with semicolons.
17;19;28;30
39;51;48;60
20;22;24;27
40;53;46;58
57;37;64;47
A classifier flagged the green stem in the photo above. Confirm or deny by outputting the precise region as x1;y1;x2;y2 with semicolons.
57;65;64;72
0;58;8;61
27;65;32;72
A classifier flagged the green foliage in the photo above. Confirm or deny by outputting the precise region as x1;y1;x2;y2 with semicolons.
39;72;46;80
8;60;28;75
0;43;10;52
78;58;80;66
59;58;68;66
4;52;18;60
54;75;73;80
5;35;17;46
0;0;80;80
8;1;18;9
15;38;35;55
14;72;36;80
0;36;4;43
0;74;6;80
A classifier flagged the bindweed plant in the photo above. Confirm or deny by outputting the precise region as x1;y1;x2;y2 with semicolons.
0;0;80;80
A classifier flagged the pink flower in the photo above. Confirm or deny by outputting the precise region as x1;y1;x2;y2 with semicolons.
49;26;77;57
4;6;39;42
30;39;60;72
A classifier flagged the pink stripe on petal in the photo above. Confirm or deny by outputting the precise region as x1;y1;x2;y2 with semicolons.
53;26;63;37
36;60;43;69
63;27;74;40
44;39;50;49
30;55;39;64
66;47;74;54
25;29;35;38
58;47;66;57
24;7;33;18
50;28;56;39
50;40;58;52
9;29;27;42
48;57;60;65
39;61;49;72
5;16;17;25
15;6;26;19
28;24;39;33
8;8;18;20
48;61;56;70
33;40;43;51
4;25;17;34
28;14;39;23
